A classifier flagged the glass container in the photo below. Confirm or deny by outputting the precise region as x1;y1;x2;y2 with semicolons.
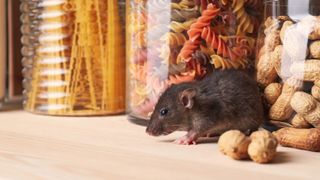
126;0;263;124
256;0;320;127
20;0;126;116
0;0;23;110
0;1;5;107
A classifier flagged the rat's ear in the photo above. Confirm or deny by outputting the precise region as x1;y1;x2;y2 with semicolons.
179;88;196;109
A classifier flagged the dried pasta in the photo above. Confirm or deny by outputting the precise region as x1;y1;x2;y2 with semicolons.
201;26;240;61
25;0;125;115
160;32;187;47
128;1;262;119
220;0;256;35
169;19;197;33
167;70;196;85
179;4;220;61
172;0;195;10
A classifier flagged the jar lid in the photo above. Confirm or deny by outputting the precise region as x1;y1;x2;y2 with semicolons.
309;0;320;16
265;0;320;17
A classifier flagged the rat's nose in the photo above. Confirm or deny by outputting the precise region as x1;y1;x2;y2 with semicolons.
146;128;157;136
146;127;153;136
146;127;162;136
146;130;154;136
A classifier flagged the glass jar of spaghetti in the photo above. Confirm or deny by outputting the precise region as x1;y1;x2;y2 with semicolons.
20;0;126;116
127;0;263;124
256;0;320;128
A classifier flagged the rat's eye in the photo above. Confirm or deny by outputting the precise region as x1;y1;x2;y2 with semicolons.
159;108;169;116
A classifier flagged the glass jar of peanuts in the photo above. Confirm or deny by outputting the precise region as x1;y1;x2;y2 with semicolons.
126;0;263;124
256;0;320;128
20;0;126;116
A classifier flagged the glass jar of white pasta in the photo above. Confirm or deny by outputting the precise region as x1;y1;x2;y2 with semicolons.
126;0;263;124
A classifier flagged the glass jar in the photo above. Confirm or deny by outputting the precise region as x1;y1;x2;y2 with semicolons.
127;0;263;124
0;1;6;107
20;0;126;116
256;0;320;127
0;0;23;110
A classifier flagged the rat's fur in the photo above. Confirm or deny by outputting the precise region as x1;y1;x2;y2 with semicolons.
146;70;264;145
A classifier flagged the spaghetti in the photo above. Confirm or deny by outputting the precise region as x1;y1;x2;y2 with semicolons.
22;0;125;115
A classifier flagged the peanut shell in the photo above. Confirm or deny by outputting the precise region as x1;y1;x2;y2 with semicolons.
218;130;250;160
273;128;320;152
269;78;302;121
290;60;320;82
311;84;320;101
256;53;278;87
290;114;312;129
309;41;320;59
290;92;320;128
264;83;282;105
248;131;278;164
280;21;294;42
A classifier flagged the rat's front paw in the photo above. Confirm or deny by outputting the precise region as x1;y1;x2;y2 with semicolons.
173;136;197;145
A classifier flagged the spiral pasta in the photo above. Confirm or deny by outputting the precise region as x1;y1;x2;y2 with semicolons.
133;97;158;117
171;8;201;22
167;70;196;85
172;0;196;10
201;26;240;61
187;4;220;40
148;75;169;95
130;64;148;83
159;45;182;65
178;39;201;63
135;30;146;48
211;55;247;69
160;32;187;47
192;50;212;66
169;19;197;33
179;4;220;62
220;0;256;35
194;0;215;11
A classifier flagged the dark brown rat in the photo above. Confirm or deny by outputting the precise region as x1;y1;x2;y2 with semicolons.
146;69;264;145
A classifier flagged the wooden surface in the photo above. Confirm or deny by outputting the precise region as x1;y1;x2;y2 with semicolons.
0;111;319;179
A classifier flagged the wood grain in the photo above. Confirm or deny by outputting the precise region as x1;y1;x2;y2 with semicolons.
0;111;319;179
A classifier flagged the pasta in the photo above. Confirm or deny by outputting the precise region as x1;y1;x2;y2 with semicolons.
201;26;240;61
211;55;247;69
187;4;220;41
24;0;125;115
169;19;197;33
160;32;187;47
167;70;196;85
171;8;201;22
220;0;257;35
133;97;158;116
179;4;220;62
194;0;215;11
172;0;195;10
128;1;262;119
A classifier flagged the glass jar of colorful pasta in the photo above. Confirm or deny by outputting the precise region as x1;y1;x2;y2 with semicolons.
127;0;263;123
20;0;126;116
256;0;320;128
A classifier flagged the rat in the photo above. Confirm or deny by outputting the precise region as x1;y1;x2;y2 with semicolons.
146;69;264;145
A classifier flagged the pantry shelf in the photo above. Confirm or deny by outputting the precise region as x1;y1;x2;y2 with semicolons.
0;111;318;179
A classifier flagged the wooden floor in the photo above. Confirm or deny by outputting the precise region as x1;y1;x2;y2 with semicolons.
0;111;318;179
